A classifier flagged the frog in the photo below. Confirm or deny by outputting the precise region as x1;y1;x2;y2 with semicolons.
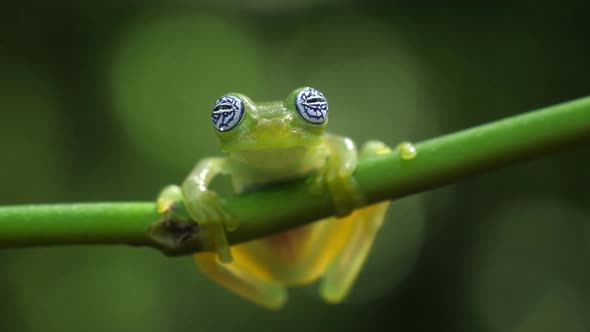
156;87;395;309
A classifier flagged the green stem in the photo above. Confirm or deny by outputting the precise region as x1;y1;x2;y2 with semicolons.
1;97;589;255
0;203;156;247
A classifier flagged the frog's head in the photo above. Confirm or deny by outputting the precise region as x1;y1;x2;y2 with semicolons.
211;87;329;152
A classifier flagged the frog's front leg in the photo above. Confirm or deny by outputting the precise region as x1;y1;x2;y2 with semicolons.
322;134;365;217
159;157;237;263
320;140;393;303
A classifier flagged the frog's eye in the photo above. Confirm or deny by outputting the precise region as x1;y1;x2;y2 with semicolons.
212;95;244;132
295;87;328;124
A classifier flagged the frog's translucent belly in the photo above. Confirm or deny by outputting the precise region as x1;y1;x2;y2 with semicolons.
224;142;346;286
230;212;358;286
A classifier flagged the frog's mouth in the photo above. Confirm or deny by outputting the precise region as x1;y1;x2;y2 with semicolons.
220;134;323;152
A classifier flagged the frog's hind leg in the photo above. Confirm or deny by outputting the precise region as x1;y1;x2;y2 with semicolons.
194;250;287;310
319;140;392;303
319;202;390;303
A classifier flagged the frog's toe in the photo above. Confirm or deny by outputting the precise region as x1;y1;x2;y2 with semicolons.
200;201;219;221
307;171;326;195
186;191;222;223
156;185;183;214
201;195;239;232
156;200;171;214
360;140;392;158
211;225;233;263
326;173;364;217
196;221;233;263
221;212;240;232
186;202;207;223
184;192;236;263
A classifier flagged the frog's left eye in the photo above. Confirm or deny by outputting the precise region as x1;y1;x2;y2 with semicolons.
212;95;244;132
295;87;328;124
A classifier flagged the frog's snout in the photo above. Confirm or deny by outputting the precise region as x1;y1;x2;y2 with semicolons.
255;111;294;133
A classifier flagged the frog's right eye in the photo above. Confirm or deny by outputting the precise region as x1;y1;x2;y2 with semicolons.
212;95;244;132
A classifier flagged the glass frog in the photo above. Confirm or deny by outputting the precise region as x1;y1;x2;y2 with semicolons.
157;87;394;309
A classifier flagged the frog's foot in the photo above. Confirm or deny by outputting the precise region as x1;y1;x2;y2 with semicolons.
156;185;183;215
360;140;393;159
320;135;365;217
194;252;288;310
323;164;365;217
184;190;238;264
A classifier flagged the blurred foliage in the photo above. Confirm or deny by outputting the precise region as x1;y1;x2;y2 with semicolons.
0;1;589;331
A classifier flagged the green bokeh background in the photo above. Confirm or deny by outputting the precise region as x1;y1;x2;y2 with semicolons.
1;2;589;331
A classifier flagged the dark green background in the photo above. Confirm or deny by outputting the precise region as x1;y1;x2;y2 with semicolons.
1;2;589;331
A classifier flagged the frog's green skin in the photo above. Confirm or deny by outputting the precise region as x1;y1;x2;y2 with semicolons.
157;87;392;309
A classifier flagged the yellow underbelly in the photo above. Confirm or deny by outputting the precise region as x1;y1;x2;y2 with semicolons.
229;211;358;286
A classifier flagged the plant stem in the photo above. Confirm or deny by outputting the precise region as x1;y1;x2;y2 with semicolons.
0;203;156;247
1;96;589;255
